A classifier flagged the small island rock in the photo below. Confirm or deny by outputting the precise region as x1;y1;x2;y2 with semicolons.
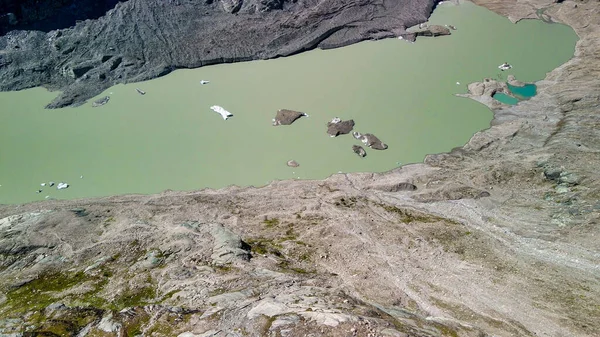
361;133;388;150
273;109;307;126
327;118;355;137
352;145;367;157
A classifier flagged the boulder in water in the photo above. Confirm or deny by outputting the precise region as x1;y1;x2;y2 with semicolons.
273;109;307;126
352;145;367;157
361;133;388;150
327;119;355;137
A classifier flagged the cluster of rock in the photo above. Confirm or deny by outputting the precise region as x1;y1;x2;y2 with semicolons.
325;117;388;158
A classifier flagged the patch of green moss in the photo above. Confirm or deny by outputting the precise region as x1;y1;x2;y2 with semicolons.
277;260;312;275
111;285;157;310
246;238;283;257
378;203;459;224
124;311;151;337
213;264;234;273
263;218;280;228
261;315;278;335
3;271;89;315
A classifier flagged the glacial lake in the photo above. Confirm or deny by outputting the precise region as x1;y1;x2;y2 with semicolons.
0;1;578;204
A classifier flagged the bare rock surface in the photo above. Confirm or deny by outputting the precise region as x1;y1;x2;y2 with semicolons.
327;118;355;137
0;0;437;108
0;1;600;337
273;109;307;126
352;144;367;157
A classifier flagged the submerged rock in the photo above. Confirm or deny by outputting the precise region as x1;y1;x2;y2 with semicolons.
400;24;451;41
352;145;367;157
91;96;110;107
273;109;307;126
327;119;355;137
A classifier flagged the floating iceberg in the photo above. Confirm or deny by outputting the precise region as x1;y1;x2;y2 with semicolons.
498;62;512;71
210;106;233;120
200;80;210;85
57;182;69;190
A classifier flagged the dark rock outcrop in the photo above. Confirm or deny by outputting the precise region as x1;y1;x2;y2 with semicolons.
0;0;438;108
362;133;388;150
327;119;355;137
273;109;307;126
352;145;366;157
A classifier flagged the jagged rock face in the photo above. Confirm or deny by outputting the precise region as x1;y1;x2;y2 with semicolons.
0;0;436;108
220;0;243;13
0;0;122;33
327;119;355;136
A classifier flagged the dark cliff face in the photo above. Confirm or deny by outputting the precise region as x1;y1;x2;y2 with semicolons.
0;0;122;34
0;0;437;108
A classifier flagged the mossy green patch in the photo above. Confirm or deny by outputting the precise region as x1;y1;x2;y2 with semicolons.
377;203;459;224
3;271;89;315
263;218;280;228
123;311;151;337
111;285;157;309
246;238;283;257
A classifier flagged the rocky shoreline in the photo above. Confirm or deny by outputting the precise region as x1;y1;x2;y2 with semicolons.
1;0;599;336
0;0;438;108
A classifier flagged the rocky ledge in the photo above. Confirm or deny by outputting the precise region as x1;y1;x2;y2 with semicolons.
0;0;599;336
0;0;438;108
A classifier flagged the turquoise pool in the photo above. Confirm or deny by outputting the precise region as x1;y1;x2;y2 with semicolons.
493;92;520;105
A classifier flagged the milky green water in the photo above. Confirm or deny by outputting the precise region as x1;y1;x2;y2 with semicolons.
0;1;578;204
493;92;520;105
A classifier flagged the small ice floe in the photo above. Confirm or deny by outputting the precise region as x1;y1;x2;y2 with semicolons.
57;182;69;190
498;62;512;71
398;36;403;40
80;175;84;179
49;181;55;187
456;82;460;85
136;88;146;95
210;106;233;120
41;183;46;187
200;80;210;85
45;195;50;199
36;189;42;194
330;117;341;124
352;131;362;140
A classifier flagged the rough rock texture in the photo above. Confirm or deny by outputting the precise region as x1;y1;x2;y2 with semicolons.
273;109;307;126
0;0;437;108
352;144;367;157
1;0;600;336
400;23;453;41
361;133;388;150
327;119;355;137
